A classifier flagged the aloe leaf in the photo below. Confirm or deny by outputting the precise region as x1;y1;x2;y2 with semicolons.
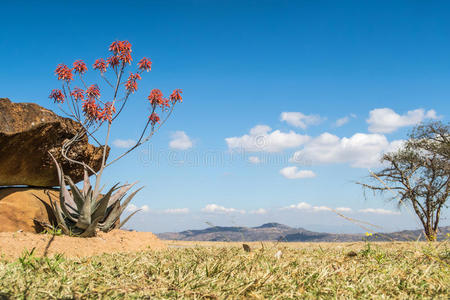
82;167;91;197
78;216;103;237
65;176;85;212
118;186;144;216
108;182;137;207
50;199;70;235
91;184;117;222
100;185;143;232
48;153;77;223
65;201;78;215
118;209;141;229
75;190;92;230
99;201;122;232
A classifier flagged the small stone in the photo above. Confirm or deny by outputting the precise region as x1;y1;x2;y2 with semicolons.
242;244;251;252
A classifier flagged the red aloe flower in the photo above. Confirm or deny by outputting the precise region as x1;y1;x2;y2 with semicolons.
138;57;152;72
149;112;160;125
170;89;183;103
119;51;132;65
109;41;131;54
109;40;132;65
99;102;116;122
148;89;164;106
71;87;84;101
109;41;122;54
93;58;107;73
49;89;65;103
55;64;73;82
125;73;141;93
161;98;170;111
86;84;100;100
82;99;100;121
107;55;120;68
73;60;87;74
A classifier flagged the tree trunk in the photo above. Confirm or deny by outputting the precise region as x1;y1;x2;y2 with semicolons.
424;226;437;241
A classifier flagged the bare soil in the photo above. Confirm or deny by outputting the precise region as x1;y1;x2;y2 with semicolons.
0;229;166;260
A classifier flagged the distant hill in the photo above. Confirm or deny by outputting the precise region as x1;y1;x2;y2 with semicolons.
157;223;450;242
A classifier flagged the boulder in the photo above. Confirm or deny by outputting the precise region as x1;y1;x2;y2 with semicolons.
0;187;58;233
0;98;108;186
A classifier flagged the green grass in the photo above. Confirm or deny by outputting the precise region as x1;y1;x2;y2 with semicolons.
0;242;449;299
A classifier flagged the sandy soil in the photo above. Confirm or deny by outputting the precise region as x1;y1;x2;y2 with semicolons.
0;230;166;260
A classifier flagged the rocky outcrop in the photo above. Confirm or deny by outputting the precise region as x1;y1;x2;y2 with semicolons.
0;98;108;186
0;188;58;233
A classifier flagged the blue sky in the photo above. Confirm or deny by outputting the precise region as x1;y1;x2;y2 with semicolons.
1;1;449;233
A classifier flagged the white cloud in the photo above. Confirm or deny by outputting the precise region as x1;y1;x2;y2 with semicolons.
367;108;439;133
335;116;350;127
281;202;332;212
280;166;316;179
126;204;150;212
335;207;353;213
249;208;268;214
169;131;193;150
280;112;324;129
225;125;310;152
112;139;136;148
201;204;246;214
162;208;190;214
312;206;332;212
283;202;312;210
248;156;261;164
280;112;323;129
359;208;400;215
291;132;404;168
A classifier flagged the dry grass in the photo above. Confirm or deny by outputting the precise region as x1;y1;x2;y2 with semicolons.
0;241;449;299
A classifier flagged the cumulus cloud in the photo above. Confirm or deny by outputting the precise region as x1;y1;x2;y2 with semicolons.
291;132;404;168
248;156;261;164
225;125;310;152
249;208;268;214
335;116;350;127
280;166;316;179
126;204;150;212
169;131;193;150
281;202;331;212
335;207;353;213
359;208;400;215
112;139;136;148
162;208;190;214
280;112;324;129
367;108;439;133
201;204;245;214
334;113;357;127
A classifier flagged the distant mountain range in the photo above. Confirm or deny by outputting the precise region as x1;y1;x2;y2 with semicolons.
157;222;450;242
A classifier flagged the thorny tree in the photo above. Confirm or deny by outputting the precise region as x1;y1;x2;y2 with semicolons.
47;41;183;236
360;121;449;241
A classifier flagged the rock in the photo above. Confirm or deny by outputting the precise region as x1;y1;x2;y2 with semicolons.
0;98;108;186
0;187;58;233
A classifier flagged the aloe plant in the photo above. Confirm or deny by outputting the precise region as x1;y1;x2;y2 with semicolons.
46;41;184;237
47;154;142;237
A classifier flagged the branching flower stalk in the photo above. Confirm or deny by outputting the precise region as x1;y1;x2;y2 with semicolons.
48;41;183;236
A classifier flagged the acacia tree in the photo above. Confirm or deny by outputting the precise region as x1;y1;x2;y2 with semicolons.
360;121;449;241
47;41;183;237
